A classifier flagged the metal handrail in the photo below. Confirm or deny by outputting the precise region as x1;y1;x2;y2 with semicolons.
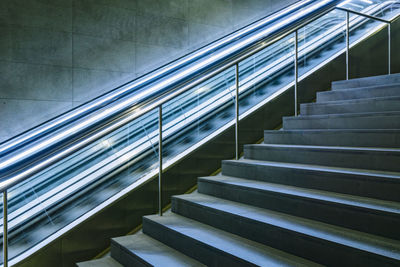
2;0;400;265
338;5;400;77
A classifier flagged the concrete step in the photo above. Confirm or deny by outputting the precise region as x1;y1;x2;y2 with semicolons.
221;159;400;202
317;84;400;102
197;176;400;239
332;73;400;90
110;232;205;267
283;111;400;130
244;144;400;172
76;257;122;267
264;129;400;147
301;96;400;115
142;213;318;267
172;192;400;267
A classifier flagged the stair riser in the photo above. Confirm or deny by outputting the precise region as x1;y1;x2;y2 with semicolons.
264;131;400;148
142;217;259;267
221;161;400;202
283;115;400;130
244;145;400;172
110;242;149;267
300;100;400;115
332;74;400;90
172;197;398;267
197;179;400;240
317;86;400;102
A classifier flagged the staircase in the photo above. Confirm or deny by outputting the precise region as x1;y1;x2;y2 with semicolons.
78;74;400;266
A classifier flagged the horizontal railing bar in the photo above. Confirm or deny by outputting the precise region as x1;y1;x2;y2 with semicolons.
336;6;391;23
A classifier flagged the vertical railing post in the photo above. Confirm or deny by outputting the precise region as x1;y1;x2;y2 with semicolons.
235;63;239;160
388;23;391;75
158;106;163;216
346;11;350;80
294;30;298;116
3;191;7;267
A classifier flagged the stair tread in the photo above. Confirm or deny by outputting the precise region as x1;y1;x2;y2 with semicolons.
244;143;400;172
112;232;205;266
199;175;400;215
303;95;400;106
76;257;122;267
144;213;320;266
173;192;400;260
332;74;400;89
319;83;400;96
223;158;400;180
264;129;400;134
285;110;400;120
247;143;400;153
262;130;400;149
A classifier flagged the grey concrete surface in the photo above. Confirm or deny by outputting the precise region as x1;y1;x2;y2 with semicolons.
110;231;206;267
331;73;400;90
142;212;319;267
77;256;122;267
171;192;400;266
197;175;400;240
221;158;400;201
316;83;400;102
283;111;400;130
263;129;400;148
300;96;400;115
244;143;400;172
0;0;297;142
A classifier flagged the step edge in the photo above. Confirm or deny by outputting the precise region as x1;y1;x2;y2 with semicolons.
142;214;306;266
198;176;400;215
172;194;400;261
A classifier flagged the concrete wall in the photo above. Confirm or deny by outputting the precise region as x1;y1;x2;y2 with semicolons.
0;0;296;142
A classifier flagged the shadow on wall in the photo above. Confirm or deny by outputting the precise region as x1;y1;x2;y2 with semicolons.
0;0;297;143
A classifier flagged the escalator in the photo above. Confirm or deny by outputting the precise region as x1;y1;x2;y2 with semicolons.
0;0;399;266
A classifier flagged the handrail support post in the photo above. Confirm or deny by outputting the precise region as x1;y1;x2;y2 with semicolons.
235;63;239;160
158;106;163;216
388;23;391;75
338;6;394;77
3;191;8;267
294;30;298;116
346;10;350;80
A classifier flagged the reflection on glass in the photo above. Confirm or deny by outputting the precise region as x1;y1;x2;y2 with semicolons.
162;67;236;163
0;109;160;263
238;34;295;115
340;0;400;20
298;9;347;77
